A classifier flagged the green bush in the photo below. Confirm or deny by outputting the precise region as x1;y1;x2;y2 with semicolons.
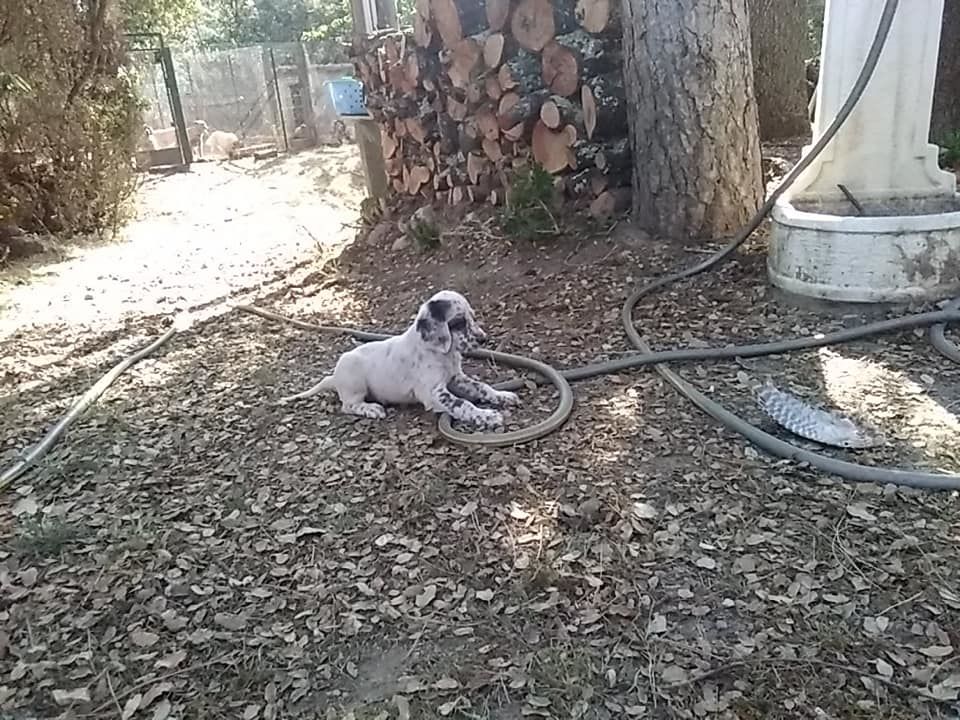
0;1;144;251
940;130;960;169
501;163;559;241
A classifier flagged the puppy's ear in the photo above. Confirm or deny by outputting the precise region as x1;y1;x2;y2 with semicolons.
416;315;452;353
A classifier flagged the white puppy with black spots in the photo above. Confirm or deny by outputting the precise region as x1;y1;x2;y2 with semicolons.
279;290;520;429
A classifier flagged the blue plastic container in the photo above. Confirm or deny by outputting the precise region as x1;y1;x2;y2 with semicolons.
327;78;368;117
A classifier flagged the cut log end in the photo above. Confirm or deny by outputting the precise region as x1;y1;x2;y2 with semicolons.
482;137;504;163
484;74;504;100
531;119;575;174
447;36;482;88
486;0;511;31
511;0;555;51
407;165;433;194
432;0;489;48
575;0;619;34
476;107;501;141
484;32;506;68
541;41;578;96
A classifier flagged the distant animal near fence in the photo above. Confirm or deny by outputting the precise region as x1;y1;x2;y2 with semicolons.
130;41;357;162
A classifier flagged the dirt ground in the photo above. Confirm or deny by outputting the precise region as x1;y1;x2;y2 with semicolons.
1;144;959;720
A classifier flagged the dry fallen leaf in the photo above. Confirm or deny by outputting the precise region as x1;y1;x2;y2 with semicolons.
416;585;437;608
930;683;960;702
151;698;172;720
919;645;954;658
661;665;687;684
140;682;173;710
12;496;38;517
122;694;142;720
52;687;91;706
155;650;187;670
525;695;551;708
875;658;893;678
214;612;248;631
846;503;877;522
476;588;494;602
647;614;668;635
130;630;160;648
695;556;717;570
632;502;657;520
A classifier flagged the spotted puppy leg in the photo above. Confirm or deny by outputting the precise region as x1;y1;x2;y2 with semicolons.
448;374;520;408
335;376;387;420
430;384;503;430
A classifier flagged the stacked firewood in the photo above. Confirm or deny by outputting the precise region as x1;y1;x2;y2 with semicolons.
351;0;631;216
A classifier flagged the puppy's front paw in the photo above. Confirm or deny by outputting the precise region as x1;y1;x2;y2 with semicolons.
473;408;504;431
494;390;521;407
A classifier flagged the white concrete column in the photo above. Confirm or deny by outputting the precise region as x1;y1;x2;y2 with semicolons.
789;0;956;203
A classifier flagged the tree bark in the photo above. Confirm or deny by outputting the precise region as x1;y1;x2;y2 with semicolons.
747;0;809;139
621;0;763;239
932;0;960;142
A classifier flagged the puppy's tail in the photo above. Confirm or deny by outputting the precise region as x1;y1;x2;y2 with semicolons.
278;375;336;404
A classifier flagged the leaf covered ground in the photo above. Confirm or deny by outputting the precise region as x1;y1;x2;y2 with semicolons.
0;146;959;720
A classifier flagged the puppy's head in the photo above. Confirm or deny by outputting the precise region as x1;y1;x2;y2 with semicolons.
415;290;486;354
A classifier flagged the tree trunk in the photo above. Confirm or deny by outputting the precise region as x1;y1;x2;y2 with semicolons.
747;0;809;139
932;0;960;142
621;0;763;239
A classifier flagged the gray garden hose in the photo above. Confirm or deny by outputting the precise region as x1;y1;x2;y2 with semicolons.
8;0;960;490
0;323;181;490
929;297;960;364
611;0;960;492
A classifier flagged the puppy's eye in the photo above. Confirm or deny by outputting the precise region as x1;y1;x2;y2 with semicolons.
448;317;467;331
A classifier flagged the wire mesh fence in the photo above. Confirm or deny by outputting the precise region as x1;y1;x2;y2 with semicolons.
132;46;283;151
130;42;357;162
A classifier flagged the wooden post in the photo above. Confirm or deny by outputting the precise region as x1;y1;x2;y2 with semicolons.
349;118;390;201
268;47;289;151
348;0;393;200
294;42;318;144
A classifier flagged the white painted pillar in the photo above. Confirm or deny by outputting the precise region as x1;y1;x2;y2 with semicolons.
789;0;956;203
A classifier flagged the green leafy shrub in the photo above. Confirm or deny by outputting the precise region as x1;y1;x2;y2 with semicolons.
940;130;960;169
501;163;559;241
410;217;440;250
0;1;144;253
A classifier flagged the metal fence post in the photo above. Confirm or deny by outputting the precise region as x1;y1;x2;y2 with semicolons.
159;46;192;165
268;47;289;151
